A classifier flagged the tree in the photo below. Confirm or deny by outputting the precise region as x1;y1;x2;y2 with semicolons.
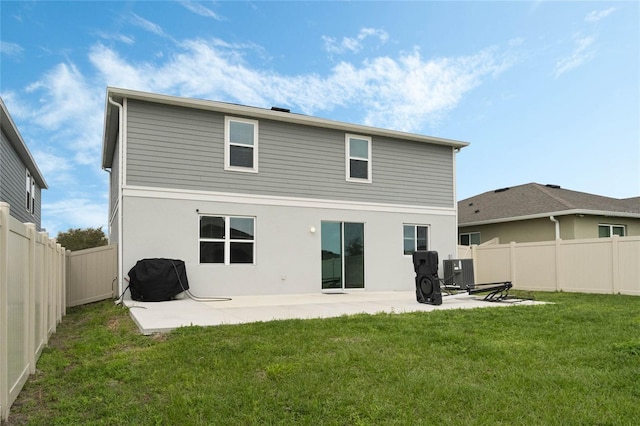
56;227;108;251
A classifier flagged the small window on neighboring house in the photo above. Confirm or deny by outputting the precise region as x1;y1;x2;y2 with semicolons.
459;232;481;246
225;117;258;172
598;224;625;238
403;224;429;255
25;170;35;215
346;134;372;183
200;215;255;264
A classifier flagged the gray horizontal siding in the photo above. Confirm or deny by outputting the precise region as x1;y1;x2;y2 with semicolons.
0;129;42;228
125;100;454;208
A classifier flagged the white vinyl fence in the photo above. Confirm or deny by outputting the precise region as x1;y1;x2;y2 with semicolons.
458;235;640;295
66;244;117;308
0;202;66;421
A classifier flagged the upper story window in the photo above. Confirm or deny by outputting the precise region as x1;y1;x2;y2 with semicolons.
403;224;429;255
346;134;372;183
225;116;258;173
598;224;625;238
25;170;35;215
200;215;255;264
459;232;481;246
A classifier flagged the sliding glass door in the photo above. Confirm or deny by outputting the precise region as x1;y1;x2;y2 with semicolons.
321;222;364;290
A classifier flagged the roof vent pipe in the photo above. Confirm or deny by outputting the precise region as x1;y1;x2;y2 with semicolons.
550;216;560;240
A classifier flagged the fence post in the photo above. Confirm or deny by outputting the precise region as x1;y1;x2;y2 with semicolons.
25;224;37;374
555;239;562;292
0;203;10;421
470;244;478;284
57;243;65;321
611;235;620;294
509;241;517;285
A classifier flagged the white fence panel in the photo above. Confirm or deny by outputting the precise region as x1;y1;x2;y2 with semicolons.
618;237;640;296
0;202;66;421
67;244;117;308
558;238;613;293
467;235;639;295
513;242;557;291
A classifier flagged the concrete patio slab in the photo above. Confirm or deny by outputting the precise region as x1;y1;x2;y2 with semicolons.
123;291;543;335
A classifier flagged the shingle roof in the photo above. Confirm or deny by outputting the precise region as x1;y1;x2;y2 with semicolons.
458;183;640;226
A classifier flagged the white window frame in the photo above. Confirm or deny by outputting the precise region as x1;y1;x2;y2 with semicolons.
224;116;259;173
459;232;481;246
598;224;625;238
403;224;430;255
25;170;35;216
199;215;256;265
345;134;372;183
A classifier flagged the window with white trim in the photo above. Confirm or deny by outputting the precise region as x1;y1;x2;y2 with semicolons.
403;224;429;255
598;224;625;238
459;232;480;246
25;170;35;215
200;215;255;264
346;134;372;182
225;116;258;172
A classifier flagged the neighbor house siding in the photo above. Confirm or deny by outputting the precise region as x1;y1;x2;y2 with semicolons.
459;217;558;244
124;100;454;208
572;215;640;239
0;129;41;227
460;215;640;244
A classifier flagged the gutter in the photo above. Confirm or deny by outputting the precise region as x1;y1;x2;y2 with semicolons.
549;216;560;240
107;96;124;297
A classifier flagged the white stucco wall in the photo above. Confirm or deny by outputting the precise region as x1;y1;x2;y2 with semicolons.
119;188;458;297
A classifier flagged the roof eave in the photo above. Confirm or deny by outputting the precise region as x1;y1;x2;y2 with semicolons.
459;209;640;227
0;98;49;189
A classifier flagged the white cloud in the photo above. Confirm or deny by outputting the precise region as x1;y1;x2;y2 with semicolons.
323;28;389;54
97;31;135;45
129;13;166;37
585;7;616;23
1;41;24;56
31;150;73;180
180;1;222;20
554;35;595;78
42;197;108;236
87;38;512;132
22;61;104;170
25;63;99;129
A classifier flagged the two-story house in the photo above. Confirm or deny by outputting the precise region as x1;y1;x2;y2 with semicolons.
0;97;48;230
101;87;469;298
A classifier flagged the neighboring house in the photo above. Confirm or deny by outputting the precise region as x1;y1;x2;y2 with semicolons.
101;87;469;298
458;183;640;244
0;97;48;230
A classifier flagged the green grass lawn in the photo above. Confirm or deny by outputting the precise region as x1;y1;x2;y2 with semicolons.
6;292;640;425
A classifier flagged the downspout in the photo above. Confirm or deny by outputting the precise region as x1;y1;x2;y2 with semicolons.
107;96;124;297
550;216;560;240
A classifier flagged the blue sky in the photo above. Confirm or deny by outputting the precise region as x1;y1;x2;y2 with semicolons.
1;1;638;236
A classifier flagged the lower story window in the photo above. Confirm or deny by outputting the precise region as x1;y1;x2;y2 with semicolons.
459;232;481;246
200;215;255;264
403;224;429;255
598;224;625;238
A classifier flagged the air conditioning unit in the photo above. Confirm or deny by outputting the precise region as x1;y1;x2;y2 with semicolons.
443;259;474;290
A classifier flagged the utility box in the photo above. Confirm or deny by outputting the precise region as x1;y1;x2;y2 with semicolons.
443;259;475;290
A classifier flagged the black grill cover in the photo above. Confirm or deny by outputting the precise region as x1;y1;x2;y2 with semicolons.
128;258;189;302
